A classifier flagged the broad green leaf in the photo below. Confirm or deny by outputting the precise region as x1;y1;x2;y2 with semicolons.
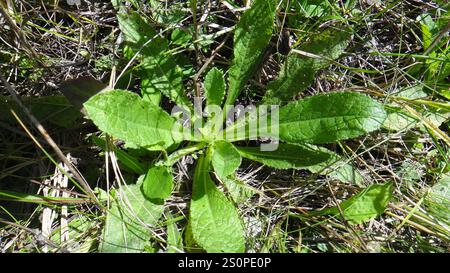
100;179;164;252
224;92;387;144
212;141;241;178
189;151;245;253
235;143;331;169
383;107;450;133
203;69;226;134
83;90;186;149
142;165;173;201
221;175;258;203
225;0;276;106
305;144;364;185
183;221;206;252
263;28;352;105
275;92;386;144
0;95;81;128
118;12;192;109
204;68;225;108
437;88;450;100
316;182;394;224
309;160;364;185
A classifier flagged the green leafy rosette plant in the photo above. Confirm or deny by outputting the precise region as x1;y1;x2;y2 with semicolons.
76;0;390;253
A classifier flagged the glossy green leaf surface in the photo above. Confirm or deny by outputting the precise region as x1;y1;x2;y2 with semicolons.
276;92;386;144
189;151;245;253
100;179;164;252
236;143;331;169
224;92;387;144
142;165;173;201
212;141;242;179
84;90;186;149
204;67;225;108
225;0;276;106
